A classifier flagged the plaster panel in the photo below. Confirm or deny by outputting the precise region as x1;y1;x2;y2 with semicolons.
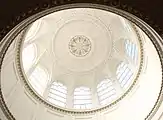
9;90;36;120
1;62;18;99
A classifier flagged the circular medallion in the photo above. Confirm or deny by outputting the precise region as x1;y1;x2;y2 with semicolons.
69;35;91;57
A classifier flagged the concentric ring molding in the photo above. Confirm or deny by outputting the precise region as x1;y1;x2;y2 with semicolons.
0;3;162;120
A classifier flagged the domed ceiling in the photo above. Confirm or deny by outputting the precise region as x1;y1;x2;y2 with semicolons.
0;3;163;120
19;8;142;110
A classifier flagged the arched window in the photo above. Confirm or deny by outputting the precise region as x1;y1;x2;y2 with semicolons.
22;43;37;72
47;82;67;107
116;62;134;89
29;66;49;96
125;40;138;64
97;79;116;105
24;19;42;42
74;87;92;109
120;17;132;33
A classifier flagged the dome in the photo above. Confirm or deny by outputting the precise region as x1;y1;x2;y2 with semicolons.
19;8;142;111
0;3;163;120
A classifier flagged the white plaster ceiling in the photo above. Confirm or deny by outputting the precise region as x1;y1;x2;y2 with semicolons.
21;8;141;109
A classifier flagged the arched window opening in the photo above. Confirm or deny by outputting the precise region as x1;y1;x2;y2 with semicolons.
97;79;116;105
22;43;37;72
116;62;134;89
29;66;49;96
120;17;132;33
24;19;42;42
125;40;138;64
74;87;92;109
47;82;67;107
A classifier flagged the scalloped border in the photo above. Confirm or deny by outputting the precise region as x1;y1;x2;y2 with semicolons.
0;2;162;120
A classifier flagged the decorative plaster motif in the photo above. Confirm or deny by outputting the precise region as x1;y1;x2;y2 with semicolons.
69;35;91;57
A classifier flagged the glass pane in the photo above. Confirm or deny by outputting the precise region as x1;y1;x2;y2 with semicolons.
22;44;36;72
73;87;92;109
47;82;67;107
97;79;117;105
125;40;138;64
29;66;48;96
116;62;134;88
